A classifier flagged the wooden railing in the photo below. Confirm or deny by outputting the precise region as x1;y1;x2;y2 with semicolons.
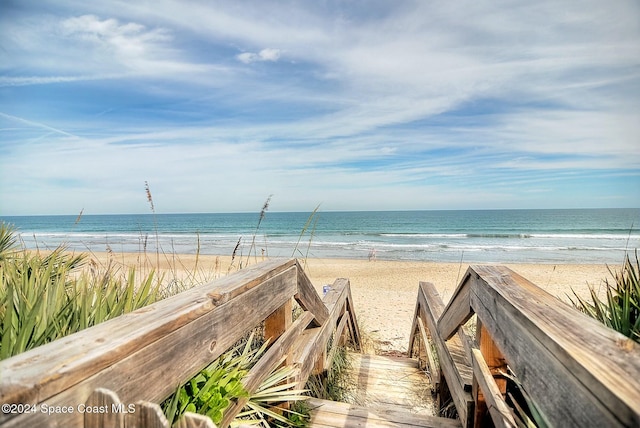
409;265;640;428
0;258;360;428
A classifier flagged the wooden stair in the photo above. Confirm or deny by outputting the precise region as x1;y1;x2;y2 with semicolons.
347;353;433;412
307;353;461;427
307;398;462;428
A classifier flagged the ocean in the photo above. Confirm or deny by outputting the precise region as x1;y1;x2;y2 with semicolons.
1;209;639;264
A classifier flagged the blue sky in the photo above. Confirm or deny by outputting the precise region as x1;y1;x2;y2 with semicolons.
1;0;639;215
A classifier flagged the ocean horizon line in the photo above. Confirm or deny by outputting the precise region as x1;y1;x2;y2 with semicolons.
2;206;640;218
2;208;638;265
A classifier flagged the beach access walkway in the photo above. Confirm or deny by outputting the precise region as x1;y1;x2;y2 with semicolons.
307;352;462;427
1;258;639;428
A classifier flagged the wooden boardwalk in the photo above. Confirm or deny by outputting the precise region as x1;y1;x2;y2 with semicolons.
308;353;461;427
3;259;638;428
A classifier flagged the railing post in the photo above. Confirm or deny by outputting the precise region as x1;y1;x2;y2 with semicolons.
473;321;508;428
264;298;293;351
127;401;170;428
84;388;125;428
263;297;294;414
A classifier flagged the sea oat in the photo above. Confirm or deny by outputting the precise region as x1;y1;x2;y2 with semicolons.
74;208;84;225
145;181;155;213
214;256;221;279
259;195;272;223
228;237;242;273
247;195;273;265
144;180;160;269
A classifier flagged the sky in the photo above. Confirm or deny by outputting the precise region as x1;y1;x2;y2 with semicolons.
1;0;639;215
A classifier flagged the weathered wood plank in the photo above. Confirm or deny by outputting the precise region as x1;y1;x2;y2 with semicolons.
346;353;432;414
470;264;640;428
291;278;350;386
294;260;329;327
323;278;349;309
208;259;297;306
471;349;517;428
417;316;440;387
417;281;473;428
264;298;293;344
0;258;296;412
247;311;314;394
344;282;362;349
83;388;125;428
1;263;298;428
325;311;350;371
408;299;421;358
349;354;423;370
127;401;170;428
174;412;217;428
307;398;462;428
473;322;508;428
438;269;474;341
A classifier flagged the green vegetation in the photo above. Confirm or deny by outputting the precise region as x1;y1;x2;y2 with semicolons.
162;333;309;427
0;220;311;426
305;346;352;403
571;251;640;343
241;364;309;427
1;193;328;426
0;222;164;360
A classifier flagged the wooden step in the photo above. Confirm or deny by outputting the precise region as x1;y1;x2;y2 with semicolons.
307;398;461;428
346;353;433;413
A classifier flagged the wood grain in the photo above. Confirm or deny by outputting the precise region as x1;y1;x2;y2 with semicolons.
471;349;516;428
469;264;640;427
414;281;474;428
294;260;329;327
0;262;297;427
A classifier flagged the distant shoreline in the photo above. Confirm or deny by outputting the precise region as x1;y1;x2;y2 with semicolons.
4;209;638;265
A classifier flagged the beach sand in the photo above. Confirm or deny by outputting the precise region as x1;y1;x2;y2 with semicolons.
86;252;613;353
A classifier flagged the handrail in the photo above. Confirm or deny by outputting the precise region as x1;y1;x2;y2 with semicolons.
409;265;640;428
0;258;360;428
409;281;474;427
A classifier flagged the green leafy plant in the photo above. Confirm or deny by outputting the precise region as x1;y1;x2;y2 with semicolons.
0;222;164;360
571;250;640;343
0;223;19;262
162;341;256;424
239;364;309;427
163;333;309;427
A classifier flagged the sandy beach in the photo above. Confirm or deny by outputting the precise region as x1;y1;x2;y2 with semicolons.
86;251;613;353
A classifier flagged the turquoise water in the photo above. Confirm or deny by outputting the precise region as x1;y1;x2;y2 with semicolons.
1;209;639;264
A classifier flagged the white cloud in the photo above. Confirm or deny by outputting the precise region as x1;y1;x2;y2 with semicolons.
60;14;173;59
236;48;282;64
0;12;222;84
1;0;639;214
0;74;123;87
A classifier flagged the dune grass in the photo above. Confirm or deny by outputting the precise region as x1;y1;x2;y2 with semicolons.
305;346;352;403
1;190;327;426
0;222;165;360
571;250;640;343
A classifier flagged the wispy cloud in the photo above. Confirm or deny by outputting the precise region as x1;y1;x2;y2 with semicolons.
237;48;282;64
0;0;638;214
